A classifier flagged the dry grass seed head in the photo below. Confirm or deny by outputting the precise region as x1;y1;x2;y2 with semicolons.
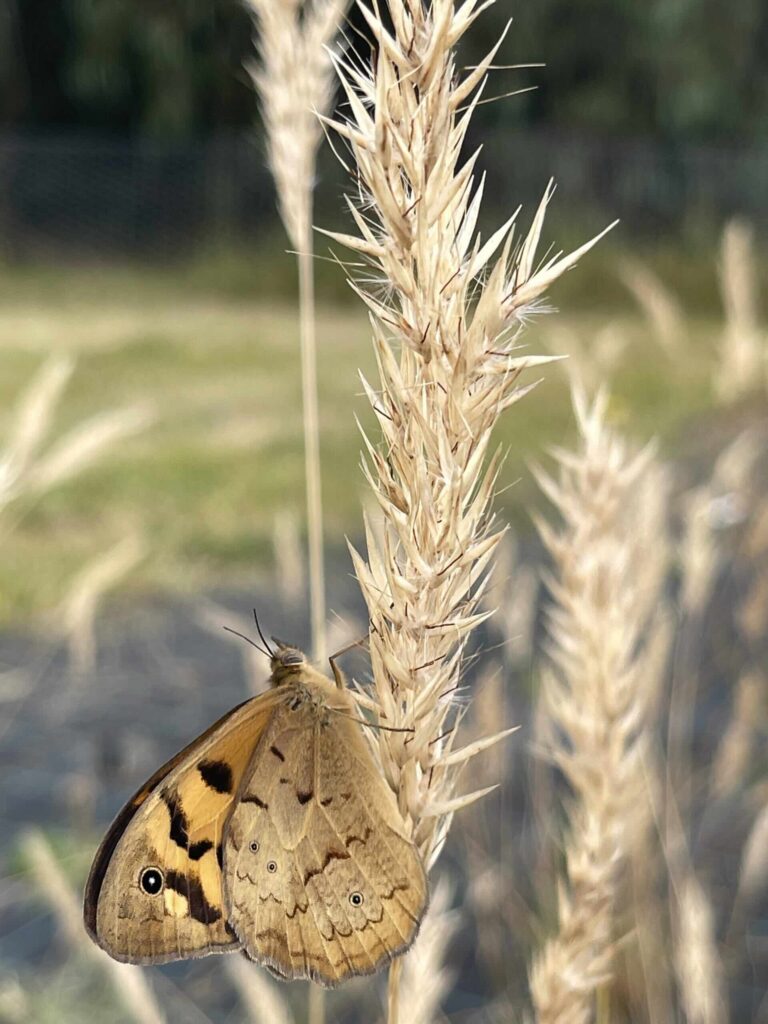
673;872;729;1024
716;218;766;401
529;386;669;1024
397;877;460;1024
323;1;613;874
245;0;351;248
0;356;152;514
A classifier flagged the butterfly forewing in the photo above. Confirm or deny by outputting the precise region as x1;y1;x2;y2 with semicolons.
223;677;428;987
84;693;279;964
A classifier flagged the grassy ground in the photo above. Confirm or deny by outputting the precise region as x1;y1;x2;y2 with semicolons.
0;252;721;622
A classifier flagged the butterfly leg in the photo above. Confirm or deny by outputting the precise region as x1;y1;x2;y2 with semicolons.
328;635;369;690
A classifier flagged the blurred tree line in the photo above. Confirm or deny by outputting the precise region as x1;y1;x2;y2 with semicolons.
1;0;767;144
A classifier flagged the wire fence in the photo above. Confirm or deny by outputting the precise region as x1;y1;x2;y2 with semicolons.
1;129;766;260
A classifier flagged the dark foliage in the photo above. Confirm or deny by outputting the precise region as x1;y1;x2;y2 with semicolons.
2;0;767;144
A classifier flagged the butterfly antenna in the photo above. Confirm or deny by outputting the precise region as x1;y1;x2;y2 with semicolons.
252;611;275;657
223;625;271;659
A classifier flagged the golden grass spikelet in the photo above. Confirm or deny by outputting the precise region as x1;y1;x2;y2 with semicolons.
711;671;765;799
716;218;766;402
618;257;686;355
323;0;611;872
543;324;629;391
0;974;30;1023
679;485;721;615
734;794;768;915
0;355;152;514
319;0;606;880
61;534;146;676
529;386;669;1024
245;0;350;249
397;877;460;1024
246;0;351;667
673;873;729;1024
484;532;539;673
327;0;618;851
322;2;611;1015
318;3;614;1018
0;354;74;498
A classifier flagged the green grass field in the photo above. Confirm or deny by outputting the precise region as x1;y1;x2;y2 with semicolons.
0;251;725;621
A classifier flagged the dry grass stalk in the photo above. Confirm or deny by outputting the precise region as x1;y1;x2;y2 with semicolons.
723;785;768;967
225;956;296;1024
272;507;304;605
625;621;675;1022
529;387;669;1024
680;427;760;618
15;405;152;501
467;664;512;790
0;975;30;1024
738;566;768;647
618;258;686;354
669;427;761;818
716;218;766;402
734;792;768;913
628;826;675;1024
397;877;459;1024
673;872;729;1024
710;671;764;799
545;324;629;391
0;355;151;514
61;534;145;676
679;485;720;615
709;426;763;500
0;354;74;497
484;531;539;673
21;829;166;1024
246;0;351;665
321;1;611;1017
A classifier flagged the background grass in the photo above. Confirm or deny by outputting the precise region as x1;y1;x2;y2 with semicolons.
0;242;728;623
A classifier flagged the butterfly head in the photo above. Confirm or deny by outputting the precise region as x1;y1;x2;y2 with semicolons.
269;639;308;687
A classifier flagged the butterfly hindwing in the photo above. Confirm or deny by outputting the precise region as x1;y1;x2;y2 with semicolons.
223;675;428;986
84;693;279;965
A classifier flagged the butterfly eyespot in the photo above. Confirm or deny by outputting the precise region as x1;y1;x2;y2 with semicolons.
139;867;164;896
266;860;278;873
349;891;364;907
249;840;260;853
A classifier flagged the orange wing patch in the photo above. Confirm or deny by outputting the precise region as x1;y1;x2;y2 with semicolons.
84;692;281;964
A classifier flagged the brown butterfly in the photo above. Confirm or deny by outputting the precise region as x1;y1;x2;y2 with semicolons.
83;638;428;986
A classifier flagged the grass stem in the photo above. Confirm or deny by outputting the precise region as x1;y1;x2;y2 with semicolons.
308;982;325;1024
387;959;403;1024
298;237;326;663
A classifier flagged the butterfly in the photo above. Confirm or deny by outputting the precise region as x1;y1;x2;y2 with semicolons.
83;637;428;987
